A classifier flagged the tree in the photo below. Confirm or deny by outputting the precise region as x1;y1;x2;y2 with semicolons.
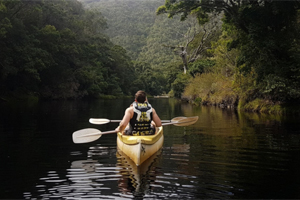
157;0;300;102
163;12;221;74
0;0;136;99
132;61;168;95
84;0;164;60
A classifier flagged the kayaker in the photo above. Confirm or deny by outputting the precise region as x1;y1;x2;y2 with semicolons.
115;90;162;135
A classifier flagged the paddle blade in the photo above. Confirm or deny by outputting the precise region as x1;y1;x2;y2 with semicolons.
72;128;102;144
173;116;199;126
171;116;186;123
89;118;111;125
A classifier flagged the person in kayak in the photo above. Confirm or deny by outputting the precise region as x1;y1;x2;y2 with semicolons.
115;90;162;135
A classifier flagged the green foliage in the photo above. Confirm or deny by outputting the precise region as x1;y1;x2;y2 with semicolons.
242;98;284;114
81;0;195;95
209;30;238;77
226;1;300;102
84;0;187;66
4;0;299;105
156;0;205;23
0;0;136;99
158;0;300;105
83;0;164;60
137;14;187;69
0;2;12;39
80;0;222;96
193;97;202;106
260;74;300;101
188;59;215;77
183;72;237;106
131;61;168;95
171;73;191;98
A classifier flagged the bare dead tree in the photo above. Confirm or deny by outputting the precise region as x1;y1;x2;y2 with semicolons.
164;12;222;74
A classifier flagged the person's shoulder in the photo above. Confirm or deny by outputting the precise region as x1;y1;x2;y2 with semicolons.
126;106;134;112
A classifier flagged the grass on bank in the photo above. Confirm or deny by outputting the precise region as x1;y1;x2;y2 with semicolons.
183;73;238;107
181;72;297;114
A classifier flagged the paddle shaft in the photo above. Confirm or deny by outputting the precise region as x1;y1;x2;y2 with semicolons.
73;116;198;143
89;118;171;124
108;120;121;123
78;120;187;138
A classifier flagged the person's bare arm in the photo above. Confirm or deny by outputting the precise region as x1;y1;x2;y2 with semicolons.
115;107;133;132
152;108;162;127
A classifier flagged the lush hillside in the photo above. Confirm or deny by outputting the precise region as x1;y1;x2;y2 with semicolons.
4;0;299;112
80;0;204;94
158;0;300;113
80;0;186;65
0;0;136;99
81;0;300;112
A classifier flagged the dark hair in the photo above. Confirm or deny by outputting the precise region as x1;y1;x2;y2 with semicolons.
135;90;147;103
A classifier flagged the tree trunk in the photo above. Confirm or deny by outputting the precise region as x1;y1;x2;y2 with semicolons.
180;48;188;74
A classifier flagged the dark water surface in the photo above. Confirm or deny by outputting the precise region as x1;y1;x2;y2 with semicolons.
1;98;300;199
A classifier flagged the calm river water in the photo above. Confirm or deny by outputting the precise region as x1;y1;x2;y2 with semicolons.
1;98;300;199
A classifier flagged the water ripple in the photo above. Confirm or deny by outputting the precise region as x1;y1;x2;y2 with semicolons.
25;130;300;199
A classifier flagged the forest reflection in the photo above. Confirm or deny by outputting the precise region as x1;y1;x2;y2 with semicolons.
1;99;299;199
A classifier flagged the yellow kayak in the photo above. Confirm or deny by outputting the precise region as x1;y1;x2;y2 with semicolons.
117;126;163;166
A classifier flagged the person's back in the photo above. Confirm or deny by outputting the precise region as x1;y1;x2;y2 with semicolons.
128;101;154;135
115;90;162;135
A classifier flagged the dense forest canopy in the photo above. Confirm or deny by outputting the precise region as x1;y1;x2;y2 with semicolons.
156;0;300;107
80;0;219;95
0;0;137;99
2;0;300;111
82;0;165;61
0;0;196;99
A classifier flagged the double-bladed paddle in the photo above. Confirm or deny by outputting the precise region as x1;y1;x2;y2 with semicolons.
89;117;184;125
73;116;198;144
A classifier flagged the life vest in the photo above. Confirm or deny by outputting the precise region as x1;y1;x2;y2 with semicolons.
129;101;154;136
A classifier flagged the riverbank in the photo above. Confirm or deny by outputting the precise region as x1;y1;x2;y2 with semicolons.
176;72;300;114
2;92;298;115
0;92;148;102
181;94;300;115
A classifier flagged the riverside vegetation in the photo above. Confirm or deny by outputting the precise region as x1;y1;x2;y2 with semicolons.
1;0;300;114
156;1;300;114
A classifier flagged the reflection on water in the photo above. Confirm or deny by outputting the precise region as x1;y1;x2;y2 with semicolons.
1;99;300;199
117;149;162;198
25;145;120;199
26;144;163;199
